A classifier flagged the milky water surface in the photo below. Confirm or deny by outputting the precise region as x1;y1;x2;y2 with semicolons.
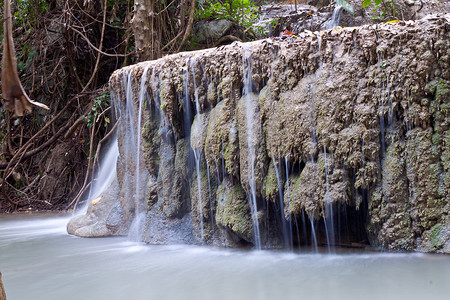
1;214;449;300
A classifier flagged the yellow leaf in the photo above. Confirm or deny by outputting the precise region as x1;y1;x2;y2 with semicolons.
332;26;343;34
91;196;102;205
386;20;400;24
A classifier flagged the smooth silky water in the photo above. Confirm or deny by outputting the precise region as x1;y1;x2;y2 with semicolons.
1;214;449;300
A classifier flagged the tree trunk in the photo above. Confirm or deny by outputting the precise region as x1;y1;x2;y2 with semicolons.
131;0;161;62
0;272;6;300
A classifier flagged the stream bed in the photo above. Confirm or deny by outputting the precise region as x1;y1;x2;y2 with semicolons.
1;214;449;300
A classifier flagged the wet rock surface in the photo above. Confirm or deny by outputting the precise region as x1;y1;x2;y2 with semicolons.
67;177;126;237
71;14;449;253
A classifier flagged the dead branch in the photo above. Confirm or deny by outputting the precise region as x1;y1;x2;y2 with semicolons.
177;0;196;52
64;22;134;58
0;95;82;170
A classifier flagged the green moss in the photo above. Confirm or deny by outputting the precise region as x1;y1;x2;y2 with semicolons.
159;79;175;116
215;182;253;242
429;78;449;102
432;197;444;207
430;223;445;250
429;163;442;185
420;98;429;106
264;161;279;201
141;118;161;173
369;187;382;211
432;133;441;145
285;174;304;216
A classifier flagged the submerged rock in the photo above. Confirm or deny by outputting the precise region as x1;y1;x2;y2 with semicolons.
70;15;450;253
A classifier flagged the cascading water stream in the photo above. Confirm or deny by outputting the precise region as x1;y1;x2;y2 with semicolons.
386;77;393;126
404;90;417;203
221;140;226;182
309;216;319;253
91;137;119;198
183;58;194;161
323;145;335;252
326;5;343;29
122;71;139;239
301;210;308;247
193;149;205;241
242;45;261;249
183;60;193;132
206;162;215;228
129;66;150;241
377;53;387;159
190;57;206;241
284;156;294;249
272;156;290;248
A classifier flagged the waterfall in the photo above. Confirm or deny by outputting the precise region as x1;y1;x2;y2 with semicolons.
183;59;193;138
206;162;215;229
242;45;261;249
81;82;120;212
326;5;343;29
309;216;318;253
284;156;295;249
129;66;150;241
119;68;150;241
272;156;290;249
190;57;206;241
193;149;205;241
69;16;449;253
301;210;308;247
77;135;118;213
377;52;387;160
323;145;335;252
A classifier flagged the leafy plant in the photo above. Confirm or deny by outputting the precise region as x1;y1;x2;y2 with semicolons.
0;0;48;73
12;0;48;28
195;0;264;35
362;0;400;22
334;0;354;14
82;90;111;128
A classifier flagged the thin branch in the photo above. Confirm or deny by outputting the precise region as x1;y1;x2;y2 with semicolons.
177;0;197;52
161;30;184;51
80;0;108;93
63;22;134;58
0;95;83;170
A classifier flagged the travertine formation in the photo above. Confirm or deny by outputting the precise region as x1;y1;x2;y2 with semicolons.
68;15;450;253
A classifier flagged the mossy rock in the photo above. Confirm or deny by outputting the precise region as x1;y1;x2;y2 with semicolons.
215;179;254;244
263;160;280;203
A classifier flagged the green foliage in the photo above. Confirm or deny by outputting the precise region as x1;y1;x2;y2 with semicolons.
195;0;264;34
10;0;48;29
430;223;445;250
82;90;111;128
0;0;48;74
334;0;354;14
362;0;400;22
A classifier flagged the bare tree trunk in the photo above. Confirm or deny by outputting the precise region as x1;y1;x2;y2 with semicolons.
131;0;161;62
0;272;6;300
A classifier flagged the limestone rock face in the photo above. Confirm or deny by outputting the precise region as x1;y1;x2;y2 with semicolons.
67;177;126;237
70;15;450;253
